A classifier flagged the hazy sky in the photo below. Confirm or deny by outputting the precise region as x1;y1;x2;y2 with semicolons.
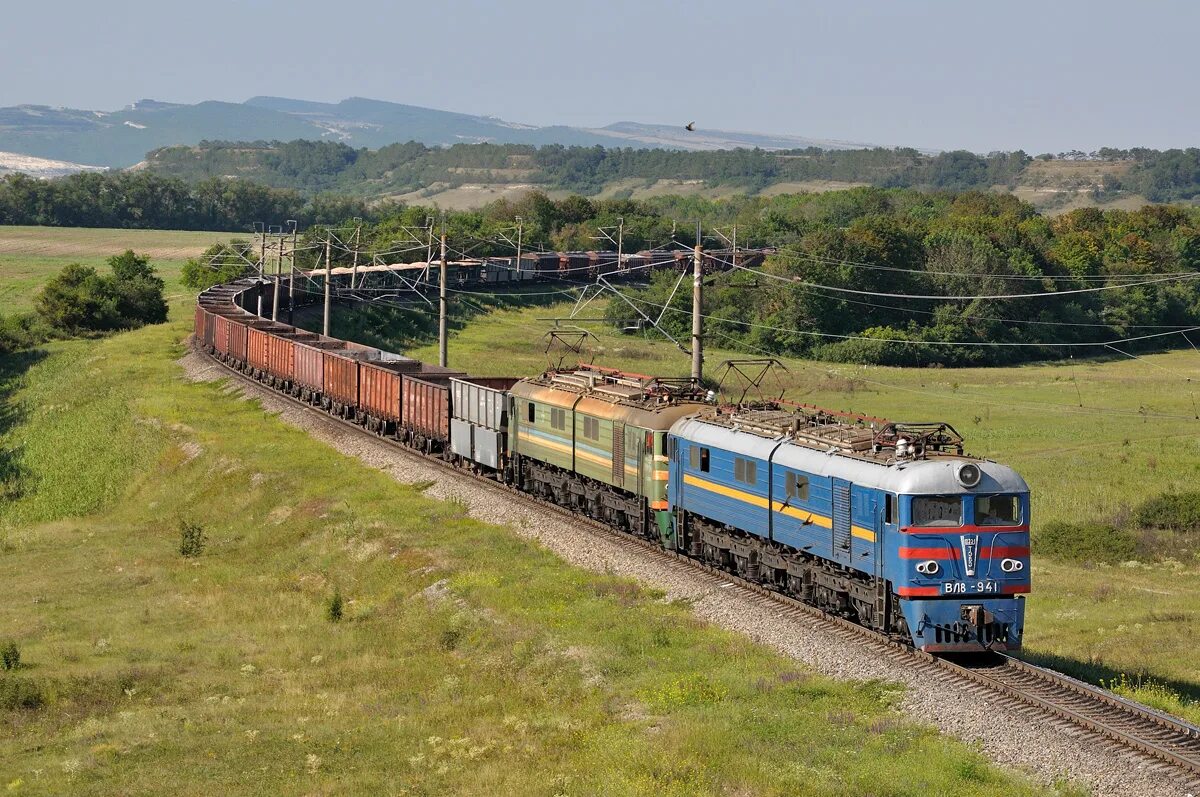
3;0;1196;153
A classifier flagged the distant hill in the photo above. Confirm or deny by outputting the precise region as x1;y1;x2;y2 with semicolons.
0;95;874;169
140;138;1192;214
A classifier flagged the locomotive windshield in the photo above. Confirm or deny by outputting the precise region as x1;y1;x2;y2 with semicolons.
912;495;962;527
974;494;1021;525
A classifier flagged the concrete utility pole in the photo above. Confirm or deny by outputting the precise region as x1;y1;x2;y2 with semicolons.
515;216;523;278
323;236;332;336
349;220;362;289
617;216;624;272
691;222;703;383
287;220;297;325
271;232;281;322
439;229;449;367
256;223;265;317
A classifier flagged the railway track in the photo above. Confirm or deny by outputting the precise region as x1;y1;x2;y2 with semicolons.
198;340;1200;792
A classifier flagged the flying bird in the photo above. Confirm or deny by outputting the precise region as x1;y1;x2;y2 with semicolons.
685;122;695;131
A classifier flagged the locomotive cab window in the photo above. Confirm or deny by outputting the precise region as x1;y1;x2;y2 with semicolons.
785;471;809;501
912;495;963;527
885;494;896;525
975;494;1021;526
690;446;711;472
527;402;535;423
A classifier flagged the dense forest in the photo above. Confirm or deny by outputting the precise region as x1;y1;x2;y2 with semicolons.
237;188;1200;368
3;142;1198;234
140;139;1200;203
5;161;1200;367
0;171;371;231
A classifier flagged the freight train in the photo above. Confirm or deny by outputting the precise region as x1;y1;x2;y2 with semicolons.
196;279;1030;653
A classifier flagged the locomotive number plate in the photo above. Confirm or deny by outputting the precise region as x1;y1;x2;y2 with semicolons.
943;581;998;595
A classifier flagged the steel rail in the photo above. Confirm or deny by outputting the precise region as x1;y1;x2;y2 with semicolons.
193;334;1200;790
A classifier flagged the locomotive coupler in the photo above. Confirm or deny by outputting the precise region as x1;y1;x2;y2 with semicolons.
960;605;994;627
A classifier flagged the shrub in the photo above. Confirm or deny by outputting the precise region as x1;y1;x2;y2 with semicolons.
0;676;43;710
1133;492;1200;532
1;641;19;671
1037;520;1139;564
179;519;206;558
326;588;343;623
35;251;168;335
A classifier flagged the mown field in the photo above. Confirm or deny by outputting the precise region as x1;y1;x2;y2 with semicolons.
0;250;1068;794
0;226;230;312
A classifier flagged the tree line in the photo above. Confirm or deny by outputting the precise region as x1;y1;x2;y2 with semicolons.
141;139;1200;202
0;171;374;233
180;187;1199;368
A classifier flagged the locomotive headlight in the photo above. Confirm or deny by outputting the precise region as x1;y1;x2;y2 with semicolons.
915;560;940;575
955;462;982;488
1001;558;1024;573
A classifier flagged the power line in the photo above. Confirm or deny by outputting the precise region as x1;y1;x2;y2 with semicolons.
737;263;1200;301
771;245;1194;282
610;285;1200;349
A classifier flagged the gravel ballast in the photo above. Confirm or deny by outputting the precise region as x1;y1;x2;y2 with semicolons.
180;350;1193;797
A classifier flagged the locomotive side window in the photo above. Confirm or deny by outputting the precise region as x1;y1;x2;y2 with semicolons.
785;471;809;501
700;447;710;473
527;401;535;423
582;416;599;440
975;494;1021;525
885;494;896;525
689;445;699;470
551;408;566;430
734;458;757;485
912;495;962;527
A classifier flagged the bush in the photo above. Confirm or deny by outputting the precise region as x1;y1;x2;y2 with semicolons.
35;251;167;335
1;641;19;671
1133;492;1200;532
0;314;53;355
179;520;206;558
1038;520;1139;564
326;588;343;623
0;676;43;710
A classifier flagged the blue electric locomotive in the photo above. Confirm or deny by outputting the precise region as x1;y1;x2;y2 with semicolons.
667;405;1029;652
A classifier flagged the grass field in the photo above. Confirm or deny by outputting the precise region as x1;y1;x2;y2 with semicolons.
2;223;1197;740
0;302;1069;794
0;226;232;313
392;302;1200;716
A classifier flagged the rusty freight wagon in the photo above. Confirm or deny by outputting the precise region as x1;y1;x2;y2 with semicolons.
358;355;425;433
400;366;467;453
292;337;352;402
319;342;381;418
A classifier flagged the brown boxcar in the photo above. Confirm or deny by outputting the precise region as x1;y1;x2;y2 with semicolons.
213;315;232;356
194;306;207;345
294;343;327;393
247;327;271;372
265;334;296;382
229;317;248;363
204;311;218;349
360;357;424;422
401;367;468;448
322;349;362;407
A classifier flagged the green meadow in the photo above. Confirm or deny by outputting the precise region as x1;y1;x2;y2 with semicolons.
0;240;1070;794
